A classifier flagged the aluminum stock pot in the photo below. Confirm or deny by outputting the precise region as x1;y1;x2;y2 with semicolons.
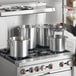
29;25;37;49
9;37;29;58
18;25;37;49
18;25;30;40
37;24;51;47
49;35;66;52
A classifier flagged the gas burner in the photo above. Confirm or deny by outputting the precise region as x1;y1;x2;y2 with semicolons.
50;50;70;54
36;45;49;49
9;56;31;60
38;50;50;56
0;48;70;63
28;48;70;58
28;48;54;57
0;48;10;54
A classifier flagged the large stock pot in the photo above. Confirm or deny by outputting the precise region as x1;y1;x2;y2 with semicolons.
9;37;29;58
37;24;51;47
18;25;37;49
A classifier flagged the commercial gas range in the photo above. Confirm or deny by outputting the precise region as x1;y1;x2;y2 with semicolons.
0;0;73;76
0;48;73;76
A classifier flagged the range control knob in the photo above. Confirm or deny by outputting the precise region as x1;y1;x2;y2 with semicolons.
34;66;39;72
59;62;64;67
20;69;26;75
40;65;46;71
29;67;33;73
67;61;72;65
48;64;53;69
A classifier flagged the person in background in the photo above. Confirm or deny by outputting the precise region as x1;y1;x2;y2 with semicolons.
58;23;76;36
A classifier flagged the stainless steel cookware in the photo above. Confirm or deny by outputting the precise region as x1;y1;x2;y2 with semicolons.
18;25;30;40
9;37;29;58
37;24;51;47
29;25;37;49
49;35;65;52
52;25;64;37
17;25;37;49
49;25;66;52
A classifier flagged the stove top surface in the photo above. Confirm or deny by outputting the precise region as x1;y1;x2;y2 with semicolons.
0;47;70;64
29;48;69;57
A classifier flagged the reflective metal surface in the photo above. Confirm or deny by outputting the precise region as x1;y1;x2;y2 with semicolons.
9;37;29;58
18;25;30;40
29;25;37;49
49;25;66;52
0;51;72;76
50;35;65;52
17;25;37;49
37;24;51;47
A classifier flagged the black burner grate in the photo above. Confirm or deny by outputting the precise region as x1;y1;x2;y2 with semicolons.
0;48;70;62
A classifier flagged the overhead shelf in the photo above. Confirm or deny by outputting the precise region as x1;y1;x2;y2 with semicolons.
0;2;55;17
0;7;55;17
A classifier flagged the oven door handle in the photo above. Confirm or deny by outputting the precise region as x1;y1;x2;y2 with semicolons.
39;72;51;76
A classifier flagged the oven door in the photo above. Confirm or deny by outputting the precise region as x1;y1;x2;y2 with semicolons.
38;70;72;76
